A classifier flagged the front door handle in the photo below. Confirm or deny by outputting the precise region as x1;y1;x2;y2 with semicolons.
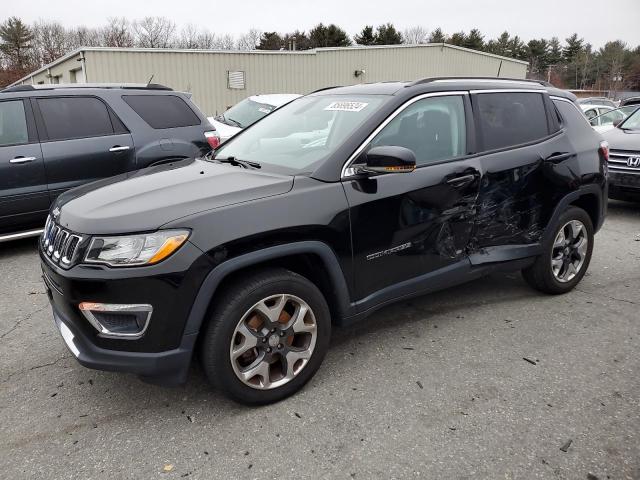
544;152;573;164
446;173;477;187
10;156;37;164
109;146;130;153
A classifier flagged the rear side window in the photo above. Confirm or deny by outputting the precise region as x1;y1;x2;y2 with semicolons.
0;100;29;146
37;97;115;141
122;95;201;129
475;92;549;151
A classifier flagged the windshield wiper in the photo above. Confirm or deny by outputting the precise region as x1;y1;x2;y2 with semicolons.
224;116;243;128
215;156;261;169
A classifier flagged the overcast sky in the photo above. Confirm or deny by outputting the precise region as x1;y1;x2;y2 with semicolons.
5;0;640;49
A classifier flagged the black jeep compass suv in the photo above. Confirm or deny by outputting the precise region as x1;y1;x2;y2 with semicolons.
40;78;608;405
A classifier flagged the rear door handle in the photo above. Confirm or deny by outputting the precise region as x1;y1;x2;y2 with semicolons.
109;146;130;152
446;173;477;187
9;156;37;164
544;152;573;164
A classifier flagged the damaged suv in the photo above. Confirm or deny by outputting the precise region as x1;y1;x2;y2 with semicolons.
40;78;608;405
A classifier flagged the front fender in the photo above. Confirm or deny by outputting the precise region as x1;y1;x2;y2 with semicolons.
182;241;353;336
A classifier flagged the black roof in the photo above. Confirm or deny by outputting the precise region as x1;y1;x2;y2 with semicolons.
310;77;575;102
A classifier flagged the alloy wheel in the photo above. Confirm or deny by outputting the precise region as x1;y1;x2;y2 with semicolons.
550;220;588;283
229;294;317;390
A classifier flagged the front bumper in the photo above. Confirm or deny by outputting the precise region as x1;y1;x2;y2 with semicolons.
52;302;196;385
608;171;640;199
39;238;215;385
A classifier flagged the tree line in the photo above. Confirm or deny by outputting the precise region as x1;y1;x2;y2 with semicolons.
1;16;639;92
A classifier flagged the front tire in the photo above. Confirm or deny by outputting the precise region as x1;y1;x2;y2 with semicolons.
522;206;594;294
199;268;331;405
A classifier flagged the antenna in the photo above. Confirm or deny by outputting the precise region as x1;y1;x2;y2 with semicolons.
497;61;503;77
147;74;154;86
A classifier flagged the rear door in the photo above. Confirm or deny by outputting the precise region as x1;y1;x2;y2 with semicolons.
344;93;482;302
0;98;48;235
470;90;574;253
33;96;135;202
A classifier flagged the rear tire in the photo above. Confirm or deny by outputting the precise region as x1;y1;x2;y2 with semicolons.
522;206;594;294
199;268;331;405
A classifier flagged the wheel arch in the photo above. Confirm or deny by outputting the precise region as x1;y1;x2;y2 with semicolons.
183;241;353;336
543;185;604;245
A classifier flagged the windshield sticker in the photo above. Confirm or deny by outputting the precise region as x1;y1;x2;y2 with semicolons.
258;107;272;114
324;101;369;112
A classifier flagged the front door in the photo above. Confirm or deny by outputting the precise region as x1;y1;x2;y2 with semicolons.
0;98;48;235
344;93;482;304
32;96;135;203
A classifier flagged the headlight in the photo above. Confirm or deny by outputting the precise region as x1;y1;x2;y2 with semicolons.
85;230;189;267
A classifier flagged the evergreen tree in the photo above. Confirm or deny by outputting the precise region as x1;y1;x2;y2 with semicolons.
354;26;376;46
463;29;484;51
428;28;446;43
374;23;402;45
309;23;351;48
256;32;284;50
0;17;34;71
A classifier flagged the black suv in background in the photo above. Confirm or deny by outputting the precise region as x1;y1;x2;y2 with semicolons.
0;84;218;241
40;78;608;405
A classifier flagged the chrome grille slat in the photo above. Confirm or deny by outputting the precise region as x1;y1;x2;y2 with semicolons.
40;216;83;267
607;150;640;175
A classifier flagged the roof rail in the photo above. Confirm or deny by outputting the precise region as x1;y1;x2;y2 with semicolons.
1;85;36;93
1;83;173;93
407;77;552;88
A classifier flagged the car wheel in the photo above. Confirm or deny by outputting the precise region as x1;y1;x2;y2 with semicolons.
522;206;594;294
199;268;331;405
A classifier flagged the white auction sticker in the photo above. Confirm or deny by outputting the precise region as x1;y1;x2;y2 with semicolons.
258;107;272;114
324;101;369;112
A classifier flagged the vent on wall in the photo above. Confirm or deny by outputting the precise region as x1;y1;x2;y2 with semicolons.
227;71;246;90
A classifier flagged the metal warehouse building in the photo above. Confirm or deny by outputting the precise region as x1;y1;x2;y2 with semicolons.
11;44;528;116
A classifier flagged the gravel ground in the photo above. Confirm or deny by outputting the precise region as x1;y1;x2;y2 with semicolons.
0;201;638;480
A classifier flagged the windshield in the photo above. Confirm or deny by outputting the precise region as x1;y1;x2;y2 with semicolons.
213;95;386;174
591;105;639;126
219;98;277;129
619;108;640;130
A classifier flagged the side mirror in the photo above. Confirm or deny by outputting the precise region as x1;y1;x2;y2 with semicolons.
359;146;416;174
613;118;623;127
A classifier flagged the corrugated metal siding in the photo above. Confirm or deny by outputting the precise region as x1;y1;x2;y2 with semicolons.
20;45;527;115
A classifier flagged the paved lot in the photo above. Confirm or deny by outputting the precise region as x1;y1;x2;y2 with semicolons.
0;201;638;480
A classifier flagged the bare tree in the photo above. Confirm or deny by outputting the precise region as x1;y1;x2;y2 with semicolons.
101;17;133;47
214;33;235;50
403;26;428;45
196;31;217;49
133;16;176;48
236;28;262;50
178;24;200;49
68;26;102;48
31;21;70;65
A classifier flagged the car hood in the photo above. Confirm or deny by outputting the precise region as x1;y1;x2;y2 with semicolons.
602;127;640;150
208;117;241;142
55;158;293;235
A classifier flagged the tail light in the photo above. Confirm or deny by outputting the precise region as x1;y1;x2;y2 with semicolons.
205;131;220;149
599;140;609;162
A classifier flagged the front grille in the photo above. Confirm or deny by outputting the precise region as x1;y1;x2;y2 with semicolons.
41;216;84;267
608;149;640;175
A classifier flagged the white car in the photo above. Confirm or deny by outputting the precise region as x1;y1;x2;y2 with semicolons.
581;104;613;125
589;105;640;133
208;94;301;143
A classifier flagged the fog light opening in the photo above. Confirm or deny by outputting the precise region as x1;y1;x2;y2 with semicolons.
78;302;153;339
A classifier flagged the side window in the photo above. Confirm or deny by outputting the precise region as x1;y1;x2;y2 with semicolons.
584;108;598;120
475;92;549;151
37;97;115;141
0;100;29;147
369;95;467;166
122;95;201;129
